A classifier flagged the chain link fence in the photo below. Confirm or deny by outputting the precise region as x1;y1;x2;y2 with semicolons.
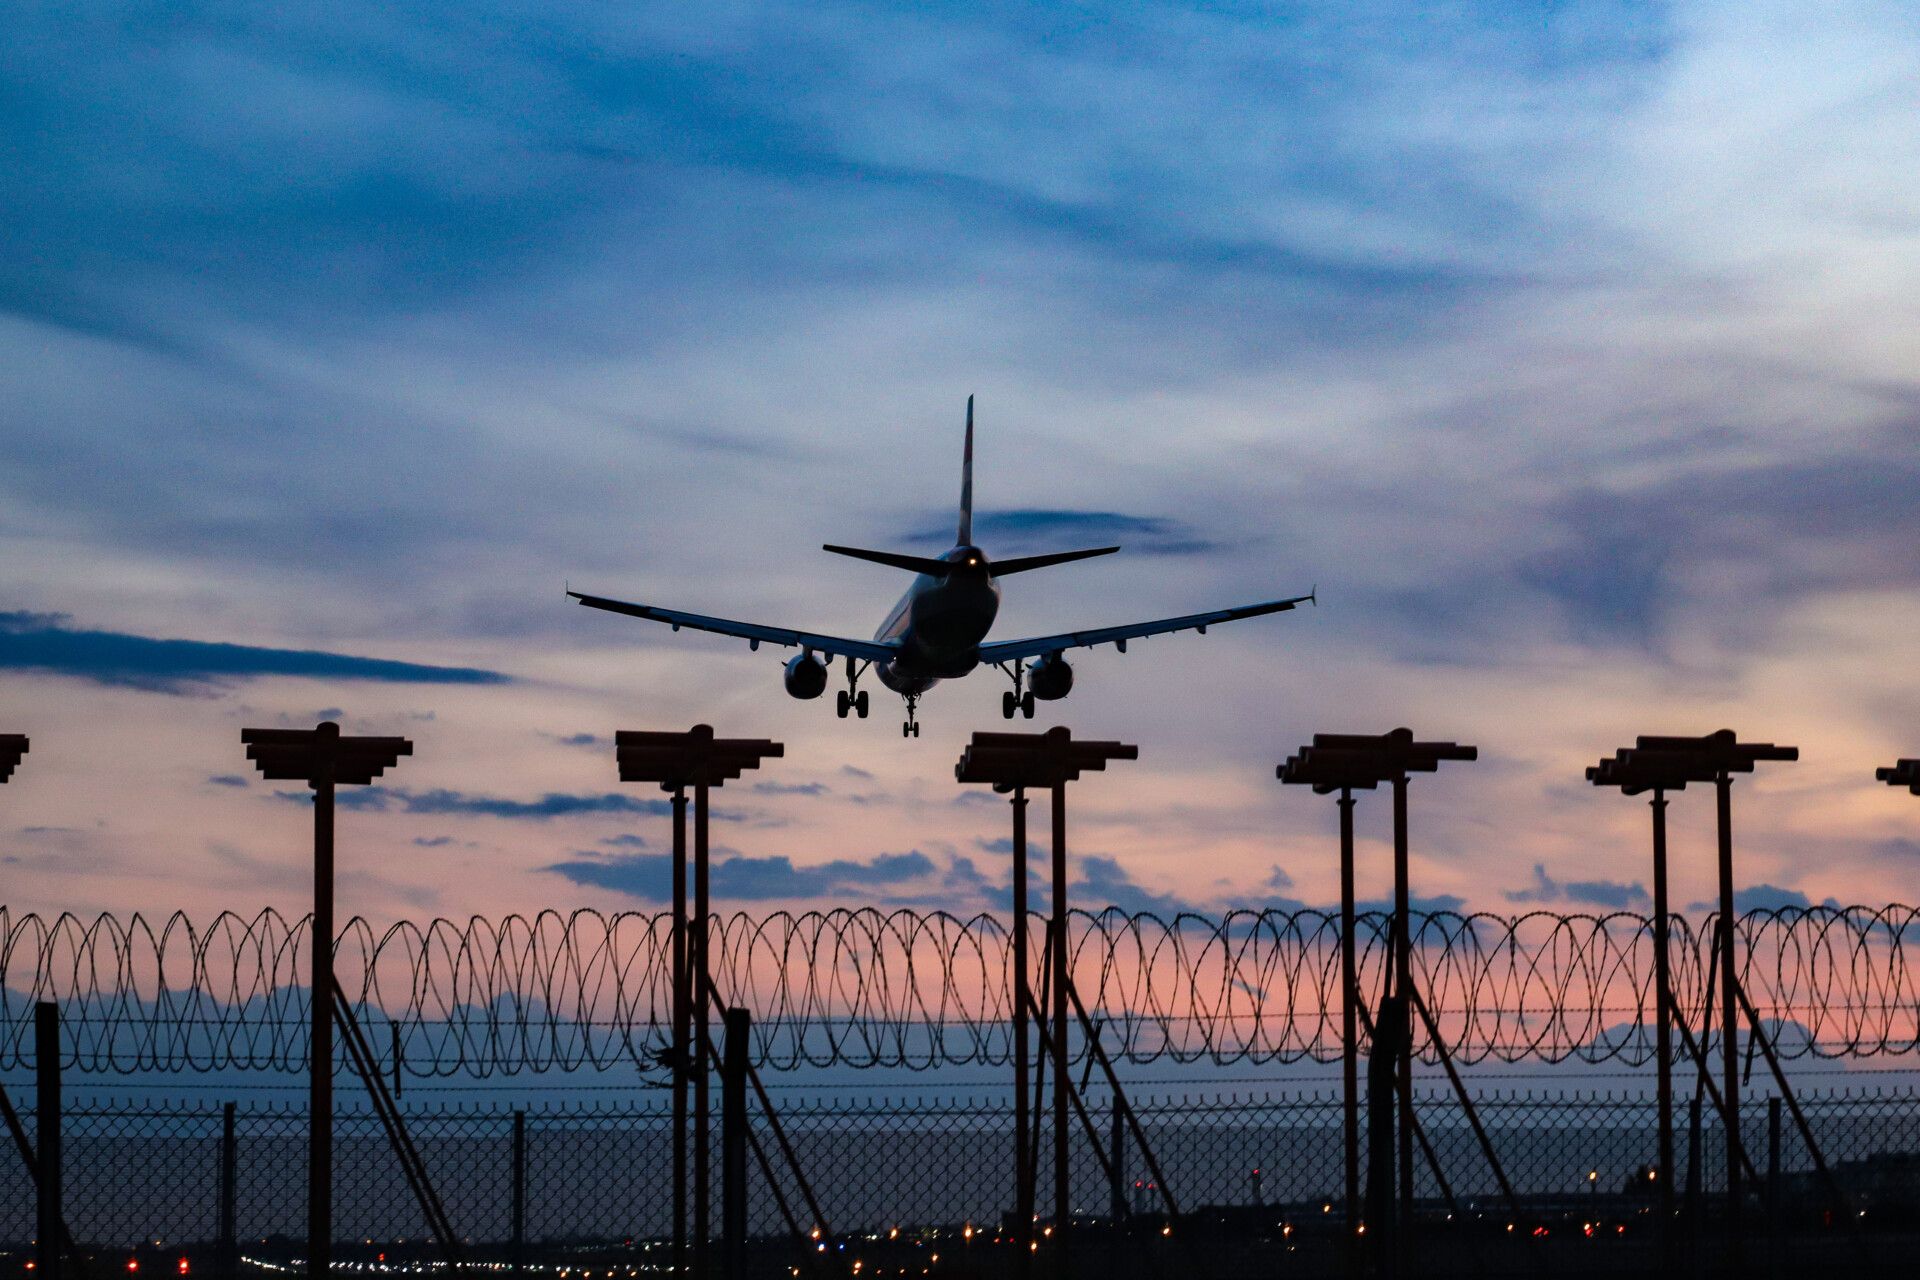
4;1087;1919;1259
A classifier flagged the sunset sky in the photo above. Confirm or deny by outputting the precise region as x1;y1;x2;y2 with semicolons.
3;0;1918;927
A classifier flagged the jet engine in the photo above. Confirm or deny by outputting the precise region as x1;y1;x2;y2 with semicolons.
783;652;828;699
1028;652;1073;700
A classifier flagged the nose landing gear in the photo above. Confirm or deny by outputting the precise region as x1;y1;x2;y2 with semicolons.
835;658;870;719
996;660;1036;719
901;694;921;738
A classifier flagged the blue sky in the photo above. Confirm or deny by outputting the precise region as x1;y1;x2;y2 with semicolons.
2;1;1918;923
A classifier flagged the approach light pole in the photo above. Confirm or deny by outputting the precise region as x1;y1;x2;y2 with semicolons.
613;726;783;1279
242;720;412;1280
0;734;26;784
1274;729;1480;1264
1878;759;1920;795
957;726;1138;1280
1587;750;1699;1237
1589;729;1797;1226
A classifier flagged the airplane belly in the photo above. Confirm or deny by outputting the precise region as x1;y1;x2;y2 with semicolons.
904;579;996;676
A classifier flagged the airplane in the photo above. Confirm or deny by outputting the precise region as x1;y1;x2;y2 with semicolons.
568;397;1314;737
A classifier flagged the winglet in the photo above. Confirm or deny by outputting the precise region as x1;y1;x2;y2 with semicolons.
1310;584;1317;606
957;394;974;547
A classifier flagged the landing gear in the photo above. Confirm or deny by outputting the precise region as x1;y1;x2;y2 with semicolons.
836;659;871;719
902;694;921;738
997;661;1035;719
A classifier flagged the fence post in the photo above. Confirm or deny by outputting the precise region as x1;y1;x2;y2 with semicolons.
1766;1096;1781;1219
221;1101;239;1280
722;1008;749;1279
1108;1101;1126;1220
35;1001;61;1280
511;1109;526;1280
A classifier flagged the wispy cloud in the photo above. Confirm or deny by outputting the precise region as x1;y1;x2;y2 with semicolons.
275;787;701;821
1505;863;1650;911
542;848;936;901
903;509;1222;556
0;612;508;694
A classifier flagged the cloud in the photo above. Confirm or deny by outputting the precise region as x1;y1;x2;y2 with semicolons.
411;835;455;847
1264;866;1296;891
1688;884;1841;914
542;848;936;901
556;733;601;747
1072;854;1200;915
206;774;250;788
1505;862;1649;911
752;780;830;797
276;786;695;821
902;509;1222;556
0;611;508;694
600;834;648;849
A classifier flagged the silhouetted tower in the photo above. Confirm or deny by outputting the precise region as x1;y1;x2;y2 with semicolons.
1588;729;1800;1233
242;721;411;1278
0;734;26;784
957;726;1140;1280
612;725;782;1278
1275;729;1512;1261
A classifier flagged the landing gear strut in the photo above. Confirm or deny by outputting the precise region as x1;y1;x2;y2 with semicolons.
996;660;1036;720
835;658;870;719
901;694;921;738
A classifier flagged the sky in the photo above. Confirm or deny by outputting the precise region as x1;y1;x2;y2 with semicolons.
2;0;1919;927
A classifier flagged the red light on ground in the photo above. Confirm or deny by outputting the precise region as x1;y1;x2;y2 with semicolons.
178;1259;190;1274
127;1261;139;1273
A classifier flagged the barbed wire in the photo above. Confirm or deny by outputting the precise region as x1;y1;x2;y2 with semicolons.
0;905;1914;1075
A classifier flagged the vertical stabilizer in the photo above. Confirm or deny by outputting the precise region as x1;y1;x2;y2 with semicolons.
957;394;975;546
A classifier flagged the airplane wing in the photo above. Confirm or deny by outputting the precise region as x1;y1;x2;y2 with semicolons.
567;591;898;662
977;591;1315;663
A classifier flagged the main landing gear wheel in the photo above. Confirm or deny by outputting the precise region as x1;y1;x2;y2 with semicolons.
854;690;869;719
1002;691;1017;720
1021;692;1035;719
998;660;1034;720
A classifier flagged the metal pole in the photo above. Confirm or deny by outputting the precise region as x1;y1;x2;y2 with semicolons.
1391;774;1413;1223
391;1021;403;1101
310;729;337;1280
1338;789;1360;1232
1716;771;1740;1220
221;1101;239;1280
694;778;712;1278
671;785;689;1279
722;1008;749;1280
511;1109;526;1280
1050;779;1070;1280
1011;786;1033;1276
1651;790;1675;1231
1109;1101;1126;1220
35;1001;60;1280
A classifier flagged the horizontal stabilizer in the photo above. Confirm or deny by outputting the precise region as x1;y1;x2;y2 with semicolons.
822;544;958;576
989;546;1119;576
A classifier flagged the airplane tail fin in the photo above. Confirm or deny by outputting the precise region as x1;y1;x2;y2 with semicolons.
957;394;974;546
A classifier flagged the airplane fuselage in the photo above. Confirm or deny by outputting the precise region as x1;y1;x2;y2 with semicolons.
873;545;1001;694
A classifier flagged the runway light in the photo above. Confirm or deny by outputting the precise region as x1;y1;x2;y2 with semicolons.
178;1261;190;1275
